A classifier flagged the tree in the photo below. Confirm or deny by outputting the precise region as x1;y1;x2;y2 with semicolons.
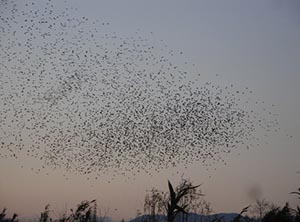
98;205;117;222
142;178;210;222
292;206;300;222
176;182;212;222
144;188;165;222
250;199;272;221
166;179;200;222
262;203;293;222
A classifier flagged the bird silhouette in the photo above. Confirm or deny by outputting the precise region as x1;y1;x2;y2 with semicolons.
0;0;280;179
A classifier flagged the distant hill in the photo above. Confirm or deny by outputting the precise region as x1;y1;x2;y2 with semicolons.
129;212;249;222
18;216;112;222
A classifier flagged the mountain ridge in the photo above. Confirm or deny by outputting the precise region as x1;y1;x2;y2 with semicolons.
129;212;249;222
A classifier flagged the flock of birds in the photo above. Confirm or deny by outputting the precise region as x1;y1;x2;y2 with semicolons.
0;0;280;180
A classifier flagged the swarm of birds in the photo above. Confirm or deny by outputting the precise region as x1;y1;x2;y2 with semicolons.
0;0;280;179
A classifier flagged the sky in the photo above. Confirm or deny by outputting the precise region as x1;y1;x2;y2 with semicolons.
0;0;300;220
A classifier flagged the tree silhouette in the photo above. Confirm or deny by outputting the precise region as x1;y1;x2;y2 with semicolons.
262;203;292;222
166;179;200;222
250;199;272;221
144;188;165;222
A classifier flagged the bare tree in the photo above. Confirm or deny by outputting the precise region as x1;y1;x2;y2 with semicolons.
142;178;210;222
172;179;207;222
98;205;117;222
165;179;200;222
262;202;293;222
250;199;272;221
190;199;212;222
144;188;165;222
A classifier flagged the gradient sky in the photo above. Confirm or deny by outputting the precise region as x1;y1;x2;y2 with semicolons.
1;0;300;220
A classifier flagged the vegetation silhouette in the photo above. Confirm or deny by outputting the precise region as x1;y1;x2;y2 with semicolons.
166;180;200;222
2;174;300;222
142;178;206;222
132;175;300;222
0;208;18;222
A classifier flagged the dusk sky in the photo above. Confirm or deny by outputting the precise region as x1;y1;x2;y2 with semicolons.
0;0;300;221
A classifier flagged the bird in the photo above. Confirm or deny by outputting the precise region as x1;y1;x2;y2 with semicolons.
0;0;281;180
